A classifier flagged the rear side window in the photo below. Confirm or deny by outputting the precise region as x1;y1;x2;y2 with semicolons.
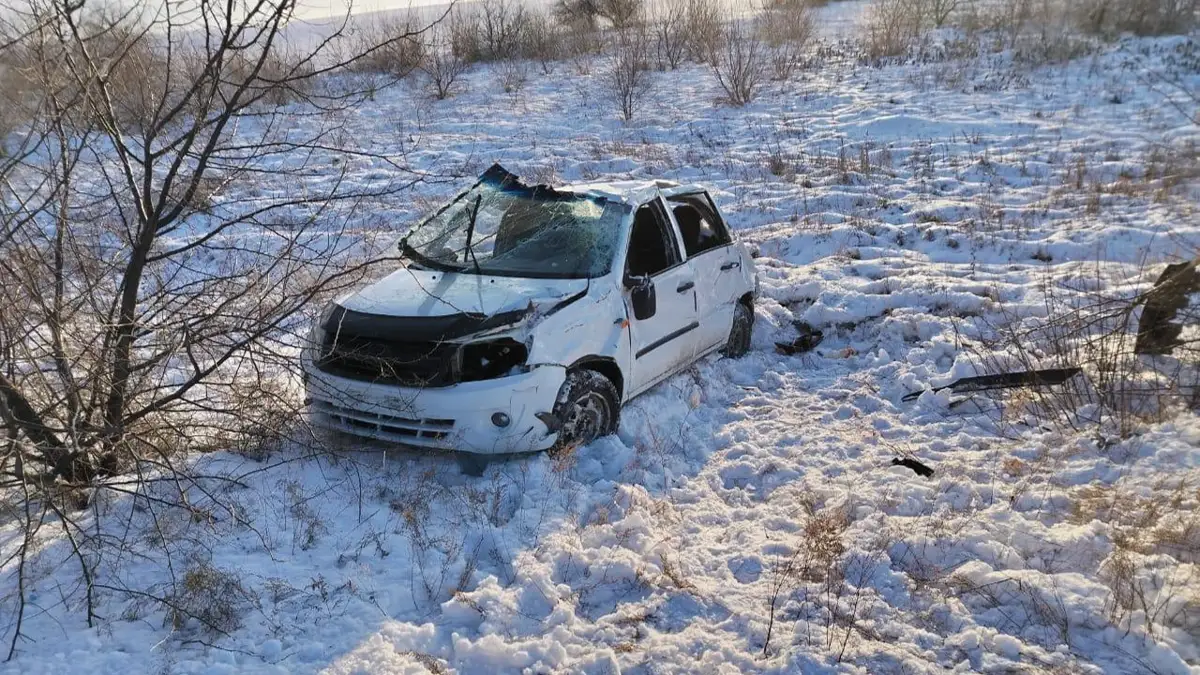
626;201;681;277
669;193;731;257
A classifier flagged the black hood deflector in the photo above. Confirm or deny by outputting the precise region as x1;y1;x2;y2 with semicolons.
323;304;531;343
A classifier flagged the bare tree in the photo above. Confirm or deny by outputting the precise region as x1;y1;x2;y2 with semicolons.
653;0;689;69
607;27;654;120
863;0;925;59
0;0;445;658
478;0;531;60
522;9;564;74
923;0;960;27
757;0;814;80
352;14;428;76
683;0;723;64
423;20;471;99
710;18;766;106
554;0;644;29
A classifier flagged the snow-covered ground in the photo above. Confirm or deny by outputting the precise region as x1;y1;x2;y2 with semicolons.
3;16;1200;675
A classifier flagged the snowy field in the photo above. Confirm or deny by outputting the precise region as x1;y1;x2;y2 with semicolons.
3;8;1200;675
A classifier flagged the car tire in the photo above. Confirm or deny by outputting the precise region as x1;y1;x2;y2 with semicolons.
721;301;754;358
549;369;620;457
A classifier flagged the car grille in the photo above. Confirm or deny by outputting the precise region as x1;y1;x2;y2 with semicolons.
311;400;456;444
314;332;457;387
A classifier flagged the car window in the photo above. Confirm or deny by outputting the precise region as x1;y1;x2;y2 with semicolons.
669;194;731;257
626;201;680;277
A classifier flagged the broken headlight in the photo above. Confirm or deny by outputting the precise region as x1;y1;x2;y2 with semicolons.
457;338;529;382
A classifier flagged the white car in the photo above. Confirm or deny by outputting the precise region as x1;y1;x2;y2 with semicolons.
303;165;757;463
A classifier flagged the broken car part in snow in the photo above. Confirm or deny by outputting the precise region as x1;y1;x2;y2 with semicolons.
891;457;935;478
1134;259;1200;355
901;367;1083;402
302;163;759;456
775;321;825;355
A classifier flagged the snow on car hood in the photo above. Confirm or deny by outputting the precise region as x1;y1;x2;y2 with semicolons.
338;267;589;319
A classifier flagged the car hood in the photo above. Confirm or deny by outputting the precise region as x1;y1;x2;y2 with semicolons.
327;268;590;342
341;267;589;317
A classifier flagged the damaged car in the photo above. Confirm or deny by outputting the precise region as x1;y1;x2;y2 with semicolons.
302;164;758;461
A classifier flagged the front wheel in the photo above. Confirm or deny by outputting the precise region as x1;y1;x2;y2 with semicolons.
549;369;620;457
721;301;754;358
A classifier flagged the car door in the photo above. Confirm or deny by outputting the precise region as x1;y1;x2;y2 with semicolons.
623;197;699;396
667;191;741;352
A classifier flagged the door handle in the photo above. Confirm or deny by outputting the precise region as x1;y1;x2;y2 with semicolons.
720;261;741;271
676;281;695;293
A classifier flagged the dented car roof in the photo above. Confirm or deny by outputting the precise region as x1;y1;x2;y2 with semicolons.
562;178;706;204
479;164;709;205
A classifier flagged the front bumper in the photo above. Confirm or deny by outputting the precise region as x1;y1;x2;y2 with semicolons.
303;356;566;455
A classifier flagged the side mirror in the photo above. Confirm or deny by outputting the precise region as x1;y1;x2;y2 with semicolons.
627;275;657;320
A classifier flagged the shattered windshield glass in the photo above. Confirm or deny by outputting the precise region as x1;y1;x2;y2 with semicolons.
402;165;630;279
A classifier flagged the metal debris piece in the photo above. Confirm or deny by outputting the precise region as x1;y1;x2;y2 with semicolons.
901;367;1083;402
775;321;825;355
891;457;935;478
1135;260;1200;355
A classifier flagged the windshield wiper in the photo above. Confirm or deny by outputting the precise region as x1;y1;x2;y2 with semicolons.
463;194;483;275
398;238;458;273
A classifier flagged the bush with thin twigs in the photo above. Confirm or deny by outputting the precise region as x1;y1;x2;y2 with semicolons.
923;0;961;28
447;0;529;64
710;18;767;105
554;0;645;29
449;10;486;62
1074;0;1198;36
564;19;605;73
423;23;471;100
163;562;254;634
521;10;564;73
471;0;534;61
862;0;924;60
958;261;1200;441
757;0;815;80
683;0;724;64
497;58;530;92
652;0;689;69
607;28;655;120
951;0;1195;62
350;15;427;76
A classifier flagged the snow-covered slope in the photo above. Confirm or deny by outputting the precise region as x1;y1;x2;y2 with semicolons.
2;28;1199;675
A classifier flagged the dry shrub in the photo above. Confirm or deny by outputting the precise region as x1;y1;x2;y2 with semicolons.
554;0;645;29
351;16;427;76
761;504;852;656
477;0;534;61
957;0;1195;59
962;262;1200;440
684;0;724;63
607;28;655;120
521;10;565;73
447;0;538;63
1074;0;1198;36
164;562;254;634
862;0;924;60
230;49;318;107
757;0;815;80
710;18;767;105
497;58;530;92
1099;545;1200;641
652;0;689;69
923;0;962;27
423;23;471;99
